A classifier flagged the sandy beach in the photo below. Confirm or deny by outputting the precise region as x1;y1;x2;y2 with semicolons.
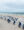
0;14;24;30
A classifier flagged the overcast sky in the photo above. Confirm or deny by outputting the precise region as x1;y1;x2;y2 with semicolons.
0;0;24;12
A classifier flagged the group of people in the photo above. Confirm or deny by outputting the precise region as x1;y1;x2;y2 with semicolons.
0;16;24;30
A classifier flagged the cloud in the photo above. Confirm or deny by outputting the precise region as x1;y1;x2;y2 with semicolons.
0;0;16;3
0;0;24;12
16;0;24;9
16;0;24;5
0;1;16;12
0;3;16;10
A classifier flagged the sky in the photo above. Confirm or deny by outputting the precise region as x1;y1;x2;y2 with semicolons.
0;0;24;12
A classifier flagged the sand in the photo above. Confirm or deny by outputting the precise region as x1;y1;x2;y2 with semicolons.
0;14;24;30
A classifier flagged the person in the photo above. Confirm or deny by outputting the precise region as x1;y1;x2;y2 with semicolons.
18;22;21;28
7;19;11;23
22;24;24;29
13;21;16;25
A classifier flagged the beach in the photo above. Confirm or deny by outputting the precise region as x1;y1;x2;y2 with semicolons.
0;13;24;30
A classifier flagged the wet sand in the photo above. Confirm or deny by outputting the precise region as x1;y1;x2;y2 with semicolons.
0;14;24;30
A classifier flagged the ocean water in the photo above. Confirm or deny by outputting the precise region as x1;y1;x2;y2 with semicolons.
0;12;24;14
0;12;24;16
